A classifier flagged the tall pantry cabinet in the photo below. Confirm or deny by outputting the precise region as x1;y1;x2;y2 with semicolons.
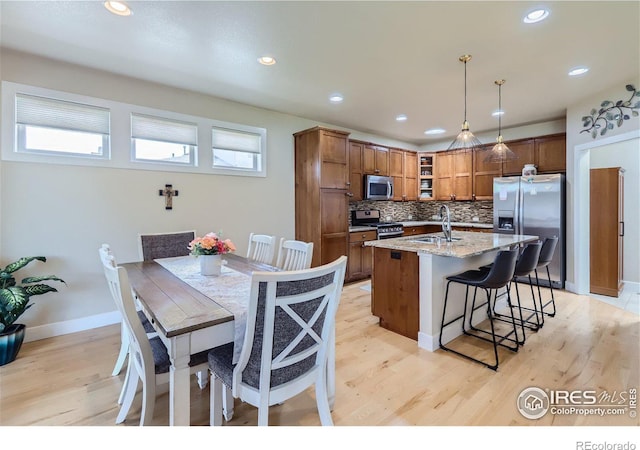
294;127;350;268
590;167;625;297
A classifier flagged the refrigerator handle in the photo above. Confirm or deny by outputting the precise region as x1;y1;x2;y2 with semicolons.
620;221;624;237
516;179;522;235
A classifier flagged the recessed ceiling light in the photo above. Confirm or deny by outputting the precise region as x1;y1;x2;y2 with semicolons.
424;128;446;135
523;8;549;24
568;66;589;76
258;56;276;66
492;110;505;117
395;114;408;122
104;1;132;16
329;94;344;103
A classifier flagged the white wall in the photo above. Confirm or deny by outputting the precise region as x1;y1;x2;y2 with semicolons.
0;49;416;341
590;139;640;284
567;80;640;294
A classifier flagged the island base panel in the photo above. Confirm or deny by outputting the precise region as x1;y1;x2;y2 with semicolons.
371;247;419;340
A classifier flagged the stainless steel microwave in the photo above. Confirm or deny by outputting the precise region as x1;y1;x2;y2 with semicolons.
365;175;393;200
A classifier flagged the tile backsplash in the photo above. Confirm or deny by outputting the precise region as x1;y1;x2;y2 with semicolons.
349;200;493;224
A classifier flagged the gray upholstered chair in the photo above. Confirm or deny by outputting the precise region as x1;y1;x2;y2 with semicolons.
137;230;196;261
208;255;347;426
99;245;209;425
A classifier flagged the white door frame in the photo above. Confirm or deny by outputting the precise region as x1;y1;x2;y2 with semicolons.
572;129;640;295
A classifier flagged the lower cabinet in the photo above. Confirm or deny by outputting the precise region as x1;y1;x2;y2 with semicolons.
347;230;377;282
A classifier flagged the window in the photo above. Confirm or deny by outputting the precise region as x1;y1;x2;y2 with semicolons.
131;113;197;165
212;126;265;175
15;93;110;158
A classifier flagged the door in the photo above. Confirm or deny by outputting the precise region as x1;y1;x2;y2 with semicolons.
493;176;519;234
520;174;565;288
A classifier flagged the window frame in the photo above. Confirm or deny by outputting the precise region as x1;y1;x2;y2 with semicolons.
211;123;267;177
1;81;268;178
130;113;198;167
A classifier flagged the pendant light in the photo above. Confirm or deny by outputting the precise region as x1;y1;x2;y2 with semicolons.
484;79;518;163
448;54;482;151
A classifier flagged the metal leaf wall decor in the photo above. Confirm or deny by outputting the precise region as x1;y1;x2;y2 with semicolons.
581;84;640;138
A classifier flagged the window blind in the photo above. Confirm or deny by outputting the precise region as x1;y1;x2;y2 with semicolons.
16;93;110;134
131;113;197;146
212;127;261;153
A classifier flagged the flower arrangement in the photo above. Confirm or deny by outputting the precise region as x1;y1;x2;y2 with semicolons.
188;232;236;256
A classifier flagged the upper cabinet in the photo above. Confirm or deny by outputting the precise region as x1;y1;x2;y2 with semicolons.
535;134;566;173
349;141;365;201
473;145;502;200
390;149;418;201
418;153;436;201
502;134;566;175
363;144;389;176
435;149;472;201
316;128;350;189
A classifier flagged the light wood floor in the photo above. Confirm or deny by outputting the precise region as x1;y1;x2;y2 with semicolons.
0;280;638;427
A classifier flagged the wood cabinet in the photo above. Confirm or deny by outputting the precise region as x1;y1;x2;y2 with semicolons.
349;141;364;201
590;167;624;297
473;145;502;200
502;134;566;175
436;149;472;201
363;144;389;176
418;153;436;201
371;247;419;340
294;127;350;268
452;226;493;233
347;230;376;282
535;134;566;173
390;149;418;201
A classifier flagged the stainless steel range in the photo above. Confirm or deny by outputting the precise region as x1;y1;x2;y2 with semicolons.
351;209;404;239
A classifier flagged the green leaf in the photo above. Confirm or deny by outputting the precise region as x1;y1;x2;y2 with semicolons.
626;84;635;91
2;257;46;275
617;118;624;127
601;101;612;107
607;122;614;129
591;129;597;139
591;108;597;115
0;287;29;312
632;111;639;117
24;284;58;297
21;275;65;285
601;128;607;136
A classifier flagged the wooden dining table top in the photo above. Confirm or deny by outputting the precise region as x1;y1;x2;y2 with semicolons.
122;254;278;338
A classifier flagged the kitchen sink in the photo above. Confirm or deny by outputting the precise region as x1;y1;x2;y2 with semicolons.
411;235;462;243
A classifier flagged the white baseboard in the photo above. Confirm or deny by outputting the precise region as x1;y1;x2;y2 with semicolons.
24;310;121;343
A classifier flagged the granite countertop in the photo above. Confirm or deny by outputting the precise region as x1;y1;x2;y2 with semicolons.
400;220;493;229
364;231;538;258
349;221;492;232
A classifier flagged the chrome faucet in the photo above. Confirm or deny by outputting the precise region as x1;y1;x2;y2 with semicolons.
440;204;452;242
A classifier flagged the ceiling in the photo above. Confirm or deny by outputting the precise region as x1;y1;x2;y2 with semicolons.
1;1;639;145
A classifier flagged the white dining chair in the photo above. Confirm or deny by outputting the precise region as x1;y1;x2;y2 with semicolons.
208;255;347;426
99;245;210;425
246;233;276;265
275;238;314;271
110;230;196;378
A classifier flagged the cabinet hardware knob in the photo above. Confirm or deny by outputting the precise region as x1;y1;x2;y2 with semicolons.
346;192;354;197
374;169;380;173
346;182;351;186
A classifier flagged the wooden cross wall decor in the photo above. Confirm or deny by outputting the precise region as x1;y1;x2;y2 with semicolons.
159;184;179;210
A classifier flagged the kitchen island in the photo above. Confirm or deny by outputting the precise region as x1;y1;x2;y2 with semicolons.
365;231;538;351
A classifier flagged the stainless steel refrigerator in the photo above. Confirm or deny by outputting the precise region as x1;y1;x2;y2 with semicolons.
493;173;565;288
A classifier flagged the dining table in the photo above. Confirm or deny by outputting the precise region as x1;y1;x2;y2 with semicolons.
121;253;337;426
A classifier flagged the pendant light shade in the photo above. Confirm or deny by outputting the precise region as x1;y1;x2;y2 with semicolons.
448;54;482;151
484;79;518;163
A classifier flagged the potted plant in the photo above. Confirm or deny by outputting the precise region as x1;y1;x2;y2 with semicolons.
0;256;65;366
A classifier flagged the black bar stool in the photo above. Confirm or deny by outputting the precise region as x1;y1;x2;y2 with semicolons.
491;242;543;345
439;248;519;371
517;236;558;328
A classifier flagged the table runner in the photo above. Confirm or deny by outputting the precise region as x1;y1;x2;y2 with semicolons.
156;256;250;363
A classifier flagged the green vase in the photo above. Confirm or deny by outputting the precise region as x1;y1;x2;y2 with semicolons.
0;323;26;366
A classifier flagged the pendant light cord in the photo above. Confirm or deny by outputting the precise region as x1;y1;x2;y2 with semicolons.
498;83;502;134
464;60;468;122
